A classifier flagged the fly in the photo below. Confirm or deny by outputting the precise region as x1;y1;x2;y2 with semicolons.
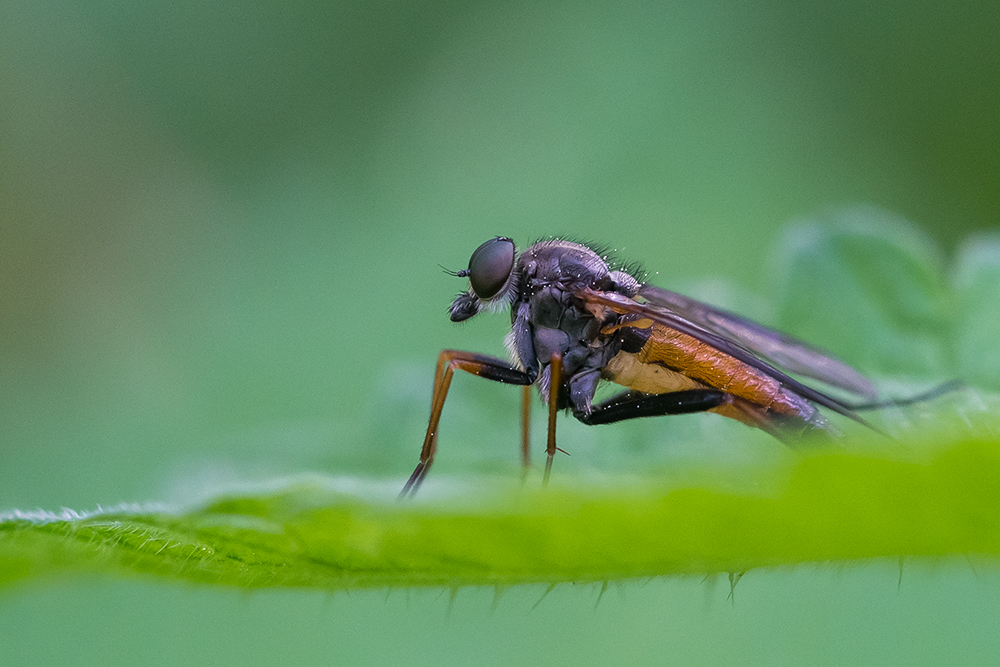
400;236;959;496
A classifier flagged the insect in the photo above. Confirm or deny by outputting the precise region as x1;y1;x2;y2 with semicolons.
400;236;954;496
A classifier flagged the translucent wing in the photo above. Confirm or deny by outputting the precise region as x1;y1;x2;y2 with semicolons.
577;287;874;426
637;284;878;400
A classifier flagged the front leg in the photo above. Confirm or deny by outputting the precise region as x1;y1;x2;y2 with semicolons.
544;351;563;485
400;350;536;497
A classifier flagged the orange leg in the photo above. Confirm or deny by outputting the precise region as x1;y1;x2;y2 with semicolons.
543;351;563;486
399;350;534;498
520;385;532;480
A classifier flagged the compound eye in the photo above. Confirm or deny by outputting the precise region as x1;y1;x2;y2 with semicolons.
468;237;515;300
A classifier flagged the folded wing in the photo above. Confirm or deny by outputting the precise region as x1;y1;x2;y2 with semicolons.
638;285;878;400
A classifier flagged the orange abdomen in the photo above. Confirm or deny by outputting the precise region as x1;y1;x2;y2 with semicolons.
633;324;803;417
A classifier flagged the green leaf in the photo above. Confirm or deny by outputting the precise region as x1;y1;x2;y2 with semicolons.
2;431;1000;591
771;207;951;378
952;234;1000;391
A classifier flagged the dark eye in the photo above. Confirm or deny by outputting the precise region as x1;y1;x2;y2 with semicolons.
468;237;515;299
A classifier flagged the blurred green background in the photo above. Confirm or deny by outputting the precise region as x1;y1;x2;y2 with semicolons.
2;0;998;664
